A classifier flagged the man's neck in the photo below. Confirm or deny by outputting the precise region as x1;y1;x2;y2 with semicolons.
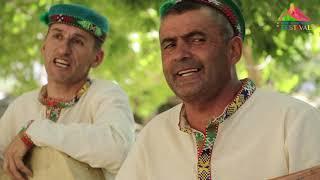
184;80;242;133
46;79;87;101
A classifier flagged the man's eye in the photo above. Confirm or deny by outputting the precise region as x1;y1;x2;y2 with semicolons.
191;37;205;43
163;42;175;49
73;39;84;46
52;34;63;39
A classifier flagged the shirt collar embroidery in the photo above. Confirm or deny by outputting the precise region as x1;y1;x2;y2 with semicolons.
178;78;256;133
38;79;92;108
38;79;92;122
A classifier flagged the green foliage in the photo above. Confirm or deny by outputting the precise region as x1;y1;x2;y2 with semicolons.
239;0;319;95
0;0;319;122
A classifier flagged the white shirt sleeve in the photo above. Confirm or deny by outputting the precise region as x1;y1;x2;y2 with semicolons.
0;100;20;162
285;104;320;173
115;132;149;180
26;87;135;174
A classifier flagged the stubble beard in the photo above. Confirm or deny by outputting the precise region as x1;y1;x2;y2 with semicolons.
166;73;205;103
166;68;230;104
46;65;90;86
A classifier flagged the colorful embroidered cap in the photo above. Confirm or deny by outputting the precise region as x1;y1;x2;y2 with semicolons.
40;4;109;42
159;0;245;40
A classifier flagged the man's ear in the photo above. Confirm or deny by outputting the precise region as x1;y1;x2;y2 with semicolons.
41;31;49;58
91;49;104;68
40;42;46;58
228;36;243;65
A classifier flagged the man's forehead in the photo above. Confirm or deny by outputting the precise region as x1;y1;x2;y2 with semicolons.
49;24;93;38
159;8;216;38
161;8;215;27
159;0;245;40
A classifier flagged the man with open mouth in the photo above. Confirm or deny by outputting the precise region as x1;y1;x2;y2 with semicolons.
116;0;320;180
0;3;135;180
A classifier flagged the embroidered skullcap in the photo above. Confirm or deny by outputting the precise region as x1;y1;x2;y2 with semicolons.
40;3;109;42
160;0;245;40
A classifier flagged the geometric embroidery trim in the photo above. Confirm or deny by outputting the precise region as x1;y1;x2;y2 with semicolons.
50;14;105;41
39;79;92;122
198;148;213;180
178;78;256;180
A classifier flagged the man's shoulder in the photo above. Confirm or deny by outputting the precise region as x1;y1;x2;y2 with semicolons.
140;104;182;134
91;79;122;90
2;89;40;114
11;89;39;104
89;79;127;96
253;88;316;111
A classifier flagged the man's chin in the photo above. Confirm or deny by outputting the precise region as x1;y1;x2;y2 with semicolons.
48;76;71;84
174;88;202;102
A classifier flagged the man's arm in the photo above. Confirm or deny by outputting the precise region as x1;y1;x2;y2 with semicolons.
0;100;19;163
25;87;135;174
1;100;34;180
2;131;33;180
115;131;148;180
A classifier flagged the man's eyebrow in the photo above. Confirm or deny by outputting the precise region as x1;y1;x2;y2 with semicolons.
49;27;63;33
49;28;87;40
182;31;206;39
73;33;87;41
161;31;206;45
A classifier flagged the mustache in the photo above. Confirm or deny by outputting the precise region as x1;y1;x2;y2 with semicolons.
52;56;72;62
171;58;202;74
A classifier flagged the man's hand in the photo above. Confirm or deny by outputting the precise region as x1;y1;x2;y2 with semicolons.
2;132;33;180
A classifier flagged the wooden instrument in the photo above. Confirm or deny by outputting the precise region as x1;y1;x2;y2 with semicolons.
270;165;320;180
0;147;104;180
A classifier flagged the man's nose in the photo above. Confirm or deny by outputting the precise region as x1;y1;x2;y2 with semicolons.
173;41;192;61
57;40;72;56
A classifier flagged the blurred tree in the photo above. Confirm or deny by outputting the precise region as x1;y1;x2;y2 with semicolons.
0;0;319;122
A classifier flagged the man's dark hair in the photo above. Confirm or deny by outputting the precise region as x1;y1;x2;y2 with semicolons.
161;1;205;18
161;1;234;41
93;37;104;50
